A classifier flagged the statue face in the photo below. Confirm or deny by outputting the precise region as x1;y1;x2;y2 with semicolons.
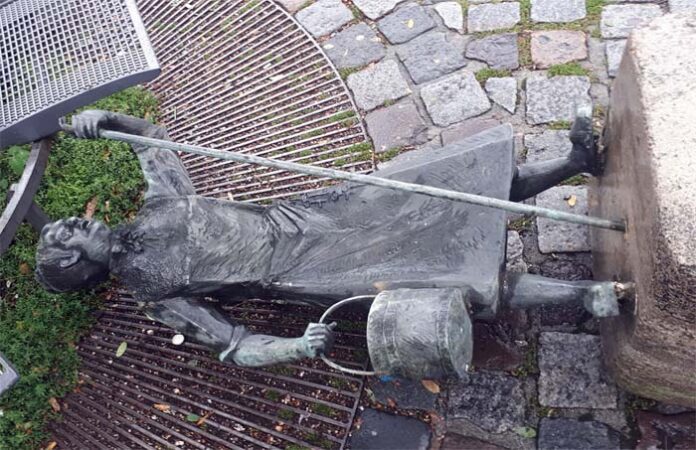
41;217;112;267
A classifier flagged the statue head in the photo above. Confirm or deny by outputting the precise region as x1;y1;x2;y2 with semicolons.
35;217;112;292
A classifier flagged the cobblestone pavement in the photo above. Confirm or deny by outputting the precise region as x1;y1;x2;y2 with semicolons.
278;0;696;448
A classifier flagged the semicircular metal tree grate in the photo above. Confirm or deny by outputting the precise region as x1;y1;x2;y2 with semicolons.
137;0;373;203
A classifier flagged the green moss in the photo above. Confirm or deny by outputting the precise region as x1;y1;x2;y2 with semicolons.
548;120;572;130
311;402;336;416
239;0;260;14
376;146;404;163
328;377;350;389
475;68;513;85
0;87;156;449
547;62;591;77
586;0;606;21
277;408;295;421
518;33;533;68
560;174;589;186
508;216;534;232
338;66;362;80
512;341;539;377
328;111;356;123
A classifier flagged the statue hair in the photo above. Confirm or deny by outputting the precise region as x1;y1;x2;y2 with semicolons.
35;236;109;293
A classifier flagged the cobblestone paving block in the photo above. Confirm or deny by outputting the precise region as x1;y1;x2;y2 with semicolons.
531;0;586;23
506;230;527;272
600;4;662;39
605;39;626;78
536;186;591;253
434;2;465;33
538;418;620;450
525;130;571;163
670;0;696;11
466;33;519;70
421;70;491;126
539;332;618;408
368;377;438;410
526;74;591;125
485;77;517;113
365;98;428;152
397;32;467;84
352;0;407;20
346;59;412;111
377;4;436;44
441;117;501;145
531;30;588;69
295;0;353;38
322;23;386;69
348;408;431;449
275;0;305;13
636;411;696;450
468;2;520;32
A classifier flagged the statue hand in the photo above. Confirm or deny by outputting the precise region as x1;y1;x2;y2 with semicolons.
300;322;337;358
72;110;115;139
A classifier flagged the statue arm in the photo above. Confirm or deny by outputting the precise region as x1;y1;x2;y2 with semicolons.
145;297;336;367
71;110;196;200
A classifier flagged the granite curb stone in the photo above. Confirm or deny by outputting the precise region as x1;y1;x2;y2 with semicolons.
396;32;467;84
468;2;521;32
421;70;491;126
531;0;586;23
526;75;591;125
538;332;618;408
295;0;353;38
466;33;519;70
531;30;588;69
536;186;591;253
365;98;428;152
600;4;662;39
346;60;411;111
378;5;436;44
322;23;386;69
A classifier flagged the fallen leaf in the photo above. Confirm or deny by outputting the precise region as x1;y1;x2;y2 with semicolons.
566;195;577;207
196;411;213;426
421;379;440;394
84;196;98;219
115;341;127;357
19;263;30;275
514;426;537;438
186;413;200;422
386;397;397;408
45;442;57;450
406;18;415;29
154;403;171;412
274;424;283;432
48;397;60;412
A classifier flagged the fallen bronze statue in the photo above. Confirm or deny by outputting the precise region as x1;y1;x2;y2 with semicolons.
33;108;631;380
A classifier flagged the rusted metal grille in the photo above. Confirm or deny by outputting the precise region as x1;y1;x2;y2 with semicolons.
136;0;372;203
50;293;368;449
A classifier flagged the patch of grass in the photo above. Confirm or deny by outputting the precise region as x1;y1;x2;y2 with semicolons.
328;377;350;389
518;33;532;68
512;340;539;377
328;111;356;123
548;120;572;130
277;408;295;421
299;0;314;10
286;446;310;450
508;216;534;232
338;66;362;80
239;0;260;14
586;0;606;21
0;87;156;449
311;402;336;416
305;431;333;449
376;146;404;163
350;4;365;20
548;62;591;77
475;68;512;85
267;365;294;376
560;174;589;186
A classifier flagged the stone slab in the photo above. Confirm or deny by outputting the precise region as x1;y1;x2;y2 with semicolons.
670;0;696;11
434;2;465;33
352;0;406;20
605;39;626;78
396;32;467;84
539;332;618;408
524;130;571;163
441;117;501;146
525;74;591;125
421;70;491;126
367;377;438;411
485;77;517;113
322;23;386;69
536;186;591;253
538;418;620;450
531;0;586;23
592;12;696;406
295;0;353;38
468;2;520;32
466;33;519;70
346;59;412;111
348;408;431;449
531;30;588;69
600;4;662;39
365;98;428;152
377;4;436;44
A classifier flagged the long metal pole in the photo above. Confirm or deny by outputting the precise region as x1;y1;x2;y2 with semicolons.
65;127;626;232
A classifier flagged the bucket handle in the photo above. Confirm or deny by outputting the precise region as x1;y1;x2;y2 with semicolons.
318;295;383;377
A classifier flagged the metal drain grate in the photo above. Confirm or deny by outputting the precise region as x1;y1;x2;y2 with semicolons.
136;0;372;203
0;0;159;147
50;293;368;449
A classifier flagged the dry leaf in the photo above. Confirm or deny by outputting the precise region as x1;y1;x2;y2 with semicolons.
115;341;127;357
421;379;441;394
566;195;577;207
196;411;213;426
45;442;57;450
84;196;98;219
19;262;30;275
274;424;283;432
48;397;60;412
154;403;171;412
386;397;397;408
406;18;415;29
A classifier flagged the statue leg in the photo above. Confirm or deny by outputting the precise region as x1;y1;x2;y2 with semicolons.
501;272;629;318
510;104;599;202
